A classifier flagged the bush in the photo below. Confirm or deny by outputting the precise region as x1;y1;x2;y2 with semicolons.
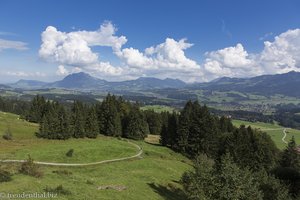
19;155;43;178
66;149;74;157
0;169;12;182
86;179;94;185
44;185;71;195
2;128;12;140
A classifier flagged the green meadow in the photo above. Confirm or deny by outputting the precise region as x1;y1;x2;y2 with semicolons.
0;112;191;200
233;119;300;149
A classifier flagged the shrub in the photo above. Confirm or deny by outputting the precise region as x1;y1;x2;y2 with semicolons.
86;179;94;185
2;128;12;140
0;169;12;182
44;185;71;195
66;149;74;157
19;155;43;178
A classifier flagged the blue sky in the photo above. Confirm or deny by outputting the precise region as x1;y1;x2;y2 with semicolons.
0;0;300;83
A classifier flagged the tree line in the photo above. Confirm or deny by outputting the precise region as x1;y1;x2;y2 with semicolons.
0;96;30;115
25;95;162;140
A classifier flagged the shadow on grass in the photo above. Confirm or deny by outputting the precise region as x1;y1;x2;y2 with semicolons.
148;182;188;200
144;141;162;146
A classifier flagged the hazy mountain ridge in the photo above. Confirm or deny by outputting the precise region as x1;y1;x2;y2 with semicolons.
189;71;300;97
6;71;300;97
10;79;48;89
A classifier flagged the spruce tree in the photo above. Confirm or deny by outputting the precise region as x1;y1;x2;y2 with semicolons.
280;136;300;170
213;154;263;200
85;107;99;138
160;124;168;146
71;101;86;138
168;112;179;149
26;95;46;123
56;105;70;139
124;107;149;140
144;110;162;135
177;101;193;153
99;94;122;137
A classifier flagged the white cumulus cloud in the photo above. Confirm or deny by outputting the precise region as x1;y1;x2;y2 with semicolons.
203;43;261;80
117;38;202;82
202;29;300;81
39;22;127;77
56;65;69;76
259;29;300;74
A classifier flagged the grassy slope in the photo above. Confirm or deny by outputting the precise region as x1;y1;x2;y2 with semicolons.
0;137;138;163
0;112;191;200
233;119;300;149
0;111;38;140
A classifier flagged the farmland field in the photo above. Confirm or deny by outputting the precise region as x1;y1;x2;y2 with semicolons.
141;105;176;113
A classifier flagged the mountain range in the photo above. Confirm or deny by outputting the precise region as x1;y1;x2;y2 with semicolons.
9;72;187;91
190;71;300;97
6;71;300;97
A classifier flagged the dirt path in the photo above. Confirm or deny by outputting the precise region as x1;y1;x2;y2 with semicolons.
0;140;142;167
261;127;290;145
282;128;288;144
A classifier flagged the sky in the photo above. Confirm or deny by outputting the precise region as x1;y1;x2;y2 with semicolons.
0;0;300;83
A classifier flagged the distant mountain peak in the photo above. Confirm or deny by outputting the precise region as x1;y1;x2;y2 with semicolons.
64;72;94;79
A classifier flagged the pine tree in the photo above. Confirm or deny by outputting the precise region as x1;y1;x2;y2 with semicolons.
181;154;265;200
160;124;168;146
26;95;46;123
222;125;279;171
85;107;99;138
177;101;193;153
181;154;215;199
124;107;149;140
99;94;122;137
56;105;70;139
177;101;220;158
213;154;263;200
168;112;179;149
71;101;86;138
144;110;162;135
280;136;300;170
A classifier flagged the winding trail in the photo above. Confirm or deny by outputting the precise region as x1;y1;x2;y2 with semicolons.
261;127;290;145
282;128;289;144
0;140;143;167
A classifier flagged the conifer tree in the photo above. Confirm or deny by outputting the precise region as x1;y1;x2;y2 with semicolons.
124;107;149;140
99;94;122;136
168;112;179;149
280;136;300;170
144;110;162;135
177;101;193;153
56;105;70;139
85;106;99;138
27;95;46;123
160;123;168;146
71;101;85;138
